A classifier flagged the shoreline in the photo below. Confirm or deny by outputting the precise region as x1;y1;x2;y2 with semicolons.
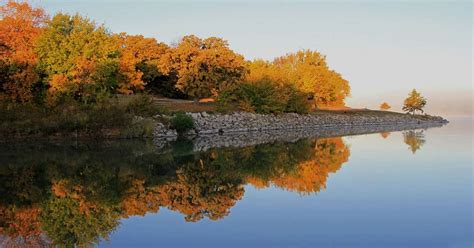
154;120;447;152
1;109;448;142
154;111;449;139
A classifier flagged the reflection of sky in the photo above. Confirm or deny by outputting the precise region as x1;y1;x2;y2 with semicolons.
31;1;472;116
102;119;473;247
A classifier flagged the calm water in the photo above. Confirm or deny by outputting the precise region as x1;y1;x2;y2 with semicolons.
0;119;472;248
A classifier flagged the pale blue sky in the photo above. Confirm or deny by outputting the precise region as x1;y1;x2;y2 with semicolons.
31;0;472;116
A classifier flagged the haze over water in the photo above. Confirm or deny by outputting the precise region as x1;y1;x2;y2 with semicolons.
1;119;472;247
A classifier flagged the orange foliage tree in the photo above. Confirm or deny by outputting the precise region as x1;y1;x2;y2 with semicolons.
115;33;169;94
0;0;48;102
380;102;391;110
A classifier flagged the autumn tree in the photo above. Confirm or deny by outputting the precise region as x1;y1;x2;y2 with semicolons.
160;35;246;99
0;1;47;63
246;50;350;108
0;0;48;102
275;50;350;108
35;13;121;102
402;89;427;115
115;33;170;94
380;102;391;110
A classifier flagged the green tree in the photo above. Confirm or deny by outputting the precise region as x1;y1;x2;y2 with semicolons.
402;89;427;114
35;13;120;102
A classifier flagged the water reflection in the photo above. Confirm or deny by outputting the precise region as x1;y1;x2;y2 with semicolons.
403;130;426;154
380;132;391;139
0;137;351;247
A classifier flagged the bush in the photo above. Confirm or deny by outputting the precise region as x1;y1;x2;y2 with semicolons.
0;91;176;139
217;79;310;114
283;85;311;114
170;112;195;133
125;94;167;117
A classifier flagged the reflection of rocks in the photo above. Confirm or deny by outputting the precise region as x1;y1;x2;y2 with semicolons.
154;121;446;152
153;122;177;140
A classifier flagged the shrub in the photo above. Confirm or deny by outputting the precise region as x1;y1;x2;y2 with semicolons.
125;94;167;117
0;92;176;139
169;112;195;133
282;84;311;114
217;79;310;114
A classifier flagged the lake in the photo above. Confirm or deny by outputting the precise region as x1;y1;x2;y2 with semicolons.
0;118;472;248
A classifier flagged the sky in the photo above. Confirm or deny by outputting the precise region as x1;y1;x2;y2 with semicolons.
31;0;472;116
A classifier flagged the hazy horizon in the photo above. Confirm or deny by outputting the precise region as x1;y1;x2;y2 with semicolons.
32;0;472;116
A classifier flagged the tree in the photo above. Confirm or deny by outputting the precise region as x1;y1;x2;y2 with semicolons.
160;35;246;99
0;0;48;102
380;102;391;110
246;50;350;108
115;33;169;94
35;13;121;102
0;0;48;63
402;89;426;115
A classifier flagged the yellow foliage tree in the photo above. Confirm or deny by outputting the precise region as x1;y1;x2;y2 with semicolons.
35;13;121;102
402;89;427;115
160;35;246;99
246;50;350;108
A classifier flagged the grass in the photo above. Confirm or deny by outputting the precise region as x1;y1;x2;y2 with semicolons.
0;95;442;141
152;98;217;113
0;94;167;140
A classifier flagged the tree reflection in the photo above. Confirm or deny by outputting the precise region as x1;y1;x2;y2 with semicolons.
380;132;391;139
403;130;426;154
249;138;350;194
0;137;350;246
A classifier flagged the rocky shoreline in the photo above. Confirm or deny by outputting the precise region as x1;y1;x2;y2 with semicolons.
153;111;448;139
154;120;447;152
